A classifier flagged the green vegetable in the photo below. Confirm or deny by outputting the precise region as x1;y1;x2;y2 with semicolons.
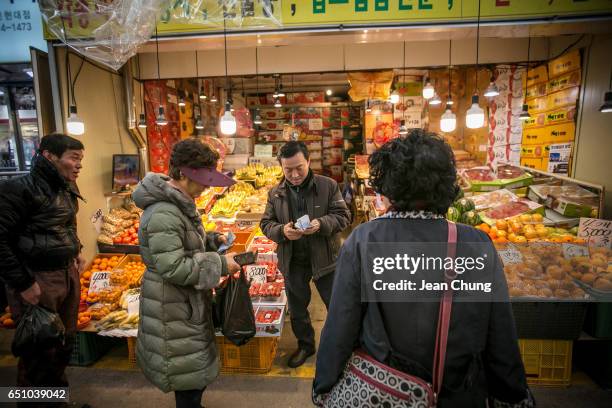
460;210;482;226
446;207;461;222
455;198;476;213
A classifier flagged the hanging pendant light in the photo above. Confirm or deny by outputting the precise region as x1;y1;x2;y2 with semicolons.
277;76;285;98
465;0;484;129
398;120;408;135
154;28;167;127
220;101;236;135
178;95;186;107
600;91;612;113
440;105;457;133
253;48;263;125
440;40;456;133
194;50;207;101
156;106;168;126
136;54;147;129
519;104;531;119
138;113;147;128
274;98;282;108
422;79;435;100
195;116;204;129
429;93;442;106
389;91;400;104
67;105;85;135
219;18;236;135
254;109;263;125
64;49;85;135
520;37;532;120
466;95;485;129
599;66;612;112
484;78;500;98
365;100;372;113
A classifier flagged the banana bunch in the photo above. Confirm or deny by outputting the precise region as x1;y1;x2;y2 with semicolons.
95;310;139;331
230;181;255;195
211;192;247;218
235;166;257;180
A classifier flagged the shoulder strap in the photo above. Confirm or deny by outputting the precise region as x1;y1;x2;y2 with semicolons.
432;221;457;404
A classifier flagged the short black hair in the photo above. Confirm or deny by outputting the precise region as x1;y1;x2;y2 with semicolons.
368;129;459;215
169;138;219;180
278;141;309;162
39;133;84;157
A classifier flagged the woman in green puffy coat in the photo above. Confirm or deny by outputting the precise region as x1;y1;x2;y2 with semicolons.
132;138;240;408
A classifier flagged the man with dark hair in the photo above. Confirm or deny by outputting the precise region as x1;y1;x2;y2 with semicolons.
260;141;351;368
0;133;86;391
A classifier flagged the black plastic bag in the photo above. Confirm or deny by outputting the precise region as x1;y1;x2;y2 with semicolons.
215;271;256;346
11;305;66;357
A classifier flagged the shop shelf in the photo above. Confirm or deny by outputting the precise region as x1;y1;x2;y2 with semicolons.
69;332;119;366
519;339;572;387
512;301;588;340
216;336;278;374
583;302;612;339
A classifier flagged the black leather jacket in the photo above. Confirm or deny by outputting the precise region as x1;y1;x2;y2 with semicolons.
0;154;82;291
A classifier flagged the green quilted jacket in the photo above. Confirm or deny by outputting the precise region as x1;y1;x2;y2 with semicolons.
132;173;228;392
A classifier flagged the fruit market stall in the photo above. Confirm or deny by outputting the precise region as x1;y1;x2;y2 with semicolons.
73;164;288;371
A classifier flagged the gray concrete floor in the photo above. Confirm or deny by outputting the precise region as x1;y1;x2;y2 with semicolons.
0;288;611;407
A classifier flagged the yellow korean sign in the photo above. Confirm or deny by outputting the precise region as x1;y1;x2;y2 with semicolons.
525;65;548;88
281;0;612;25
548;70;581;94
547;86;580;110
548;50;581;78
522;122;575;145
45;0;612;39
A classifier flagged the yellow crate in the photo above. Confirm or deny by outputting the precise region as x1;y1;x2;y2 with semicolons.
216;336;278;374
519;339;572;387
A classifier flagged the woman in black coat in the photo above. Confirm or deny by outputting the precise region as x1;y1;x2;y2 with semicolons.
313;130;534;407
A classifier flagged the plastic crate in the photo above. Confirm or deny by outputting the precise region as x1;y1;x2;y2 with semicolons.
518;339;572;387
216;336;278;374
69;332;119;366
512;302;588;340
583;302;612;339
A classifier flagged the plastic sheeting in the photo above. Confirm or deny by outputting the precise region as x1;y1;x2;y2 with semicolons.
39;1;282;71
348;71;395;102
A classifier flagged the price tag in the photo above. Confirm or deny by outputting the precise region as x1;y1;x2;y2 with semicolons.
497;245;523;265
562;243;590;259
126;293;140;316
90;208;103;234
246;265;268;284
578;218;611;249
254;144;273;157
88;272;111;295
308;118;323;131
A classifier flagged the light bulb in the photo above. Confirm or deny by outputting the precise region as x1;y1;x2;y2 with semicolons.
440;106;457;133
484;81;500;98
210;94;218;103
599;91;612;113
429;93;442;106
220;102;236;135
519;104;531;120
398;120;408;136
277;89;285;98
138;113;147;129
178;97;186;107
326;89;333;96
199;87;207;100
66;105;84;135
253;110;263;125
465;95;485;129
195;117;204;130
389;91;400;104
423;80;435;100
156;106;167;126
274;98;282;108
446;96;454;106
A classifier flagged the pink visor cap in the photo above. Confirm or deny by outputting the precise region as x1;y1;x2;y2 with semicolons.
180;166;236;187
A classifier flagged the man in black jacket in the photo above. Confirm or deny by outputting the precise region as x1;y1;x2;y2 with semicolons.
260;141;351;368
0;133;85;390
